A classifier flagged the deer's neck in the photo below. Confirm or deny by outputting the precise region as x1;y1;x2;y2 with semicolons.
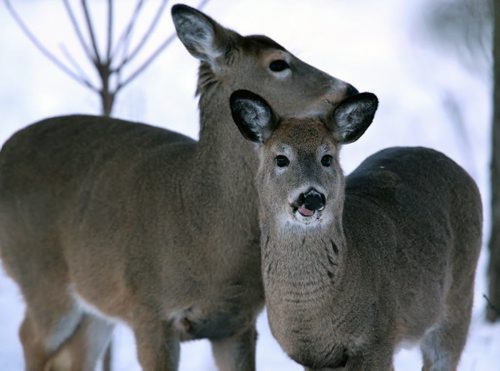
197;81;258;176
261;216;347;307
261;215;350;351
183;74;260;275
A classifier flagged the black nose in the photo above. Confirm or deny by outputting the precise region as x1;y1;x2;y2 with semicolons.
301;189;326;211
345;83;359;97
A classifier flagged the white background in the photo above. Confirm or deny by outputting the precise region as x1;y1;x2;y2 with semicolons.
0;0;499;370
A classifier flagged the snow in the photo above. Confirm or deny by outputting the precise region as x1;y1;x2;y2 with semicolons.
0;0;498;370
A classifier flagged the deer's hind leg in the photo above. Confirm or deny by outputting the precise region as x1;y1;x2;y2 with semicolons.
420;316;464;371
419;298;470;371
45;313;114;371
0;226;79;369
420;232;479;371
20;286;114;371
19;295;83;371
9;244;111;370
419;280;473;371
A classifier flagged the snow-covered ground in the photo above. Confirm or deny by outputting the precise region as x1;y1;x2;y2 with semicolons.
0;0;499;370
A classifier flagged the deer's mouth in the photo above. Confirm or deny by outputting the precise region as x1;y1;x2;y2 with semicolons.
297;206;316;217
291;205;324;224
289;188;326;224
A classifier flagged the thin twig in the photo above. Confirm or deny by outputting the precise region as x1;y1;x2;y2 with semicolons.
81;0;102;65
60;43;95;86
483;294;500;317
106;0;113;62
116;0;212;90
119;0;169;68
116;33;176;91
61;0;93;61
3;0;97;91
113;0;147;89
112;0;145;63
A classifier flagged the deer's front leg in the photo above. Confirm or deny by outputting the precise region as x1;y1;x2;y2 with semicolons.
133;318;180;371
210;325;257;371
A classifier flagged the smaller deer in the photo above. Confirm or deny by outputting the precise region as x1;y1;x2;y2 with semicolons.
229;90;482;370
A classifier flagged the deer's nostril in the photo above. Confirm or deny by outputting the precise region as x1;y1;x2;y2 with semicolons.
303;189;325;211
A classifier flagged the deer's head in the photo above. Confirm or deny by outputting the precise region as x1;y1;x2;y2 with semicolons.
229;89;378;228
172;4;358;119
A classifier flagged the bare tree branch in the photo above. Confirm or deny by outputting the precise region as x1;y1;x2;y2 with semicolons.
116;0;212;90
484;294;500;318
118;0;169;68
116;33;176;91
81;0;102;64
106;0;113;62
487;0;500;323
3;0;97;92
62;0;93;62
60;43;95;86
112;0;145;65
6;0;213;116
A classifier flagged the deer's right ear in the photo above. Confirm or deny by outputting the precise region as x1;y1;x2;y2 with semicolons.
172;4;239;65
230;90;278;144
330;92;378;144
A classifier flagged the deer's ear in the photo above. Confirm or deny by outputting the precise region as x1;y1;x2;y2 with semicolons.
230;90;278;144
172;4;239;65
329;92;378;144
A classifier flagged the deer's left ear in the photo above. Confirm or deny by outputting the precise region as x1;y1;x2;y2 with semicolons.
172;4;240;66
230;90;278;144
329;92;378;144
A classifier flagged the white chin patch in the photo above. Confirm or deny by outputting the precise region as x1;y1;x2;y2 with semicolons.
292;209;323;226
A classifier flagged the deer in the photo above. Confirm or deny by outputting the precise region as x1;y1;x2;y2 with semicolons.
229;89;482;371
0;4;360;371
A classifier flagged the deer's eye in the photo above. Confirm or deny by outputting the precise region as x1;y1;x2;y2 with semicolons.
275;155;290;167
321;155;333;167
269;60;290;72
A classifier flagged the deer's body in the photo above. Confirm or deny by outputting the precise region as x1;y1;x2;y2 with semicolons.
0;5;356;371
264;147;482;370
230;91;482;370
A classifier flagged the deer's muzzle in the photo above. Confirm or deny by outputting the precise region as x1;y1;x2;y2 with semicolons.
295;188;326;217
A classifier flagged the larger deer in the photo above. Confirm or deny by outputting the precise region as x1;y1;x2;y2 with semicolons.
0;4;358;371
230;90;482;371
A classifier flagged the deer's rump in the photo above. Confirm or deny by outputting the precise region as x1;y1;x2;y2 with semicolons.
343;146;482;339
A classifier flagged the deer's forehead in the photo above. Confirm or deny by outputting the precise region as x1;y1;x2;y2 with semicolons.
240;35;290;62
266;120;336;153
244;35;287;52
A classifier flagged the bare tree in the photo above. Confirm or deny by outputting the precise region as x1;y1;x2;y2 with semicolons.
487;0;500;322
418;0;491;77
413;0;500;321
413;0;492;179
4;0;211;117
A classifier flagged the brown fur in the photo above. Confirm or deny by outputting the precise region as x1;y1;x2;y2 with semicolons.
230;91;482;371
0;4;357;371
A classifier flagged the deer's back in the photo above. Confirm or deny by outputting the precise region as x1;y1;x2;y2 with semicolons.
0;115;197;303
343;146;482;342
0;115;195;228
345;147;482;248
0;114;194;196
